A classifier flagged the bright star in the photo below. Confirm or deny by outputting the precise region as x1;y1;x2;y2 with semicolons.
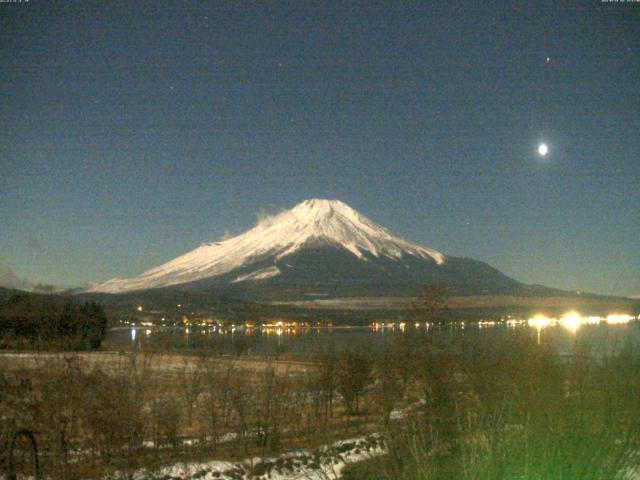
538;143;549;156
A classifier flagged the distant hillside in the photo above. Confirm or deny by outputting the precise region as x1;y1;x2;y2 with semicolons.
0;286;27;302
78;284;640;326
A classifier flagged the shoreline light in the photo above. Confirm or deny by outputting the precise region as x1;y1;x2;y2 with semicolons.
528;314;553;330
606;314;634;324
559;311;582;333
527;312;635;333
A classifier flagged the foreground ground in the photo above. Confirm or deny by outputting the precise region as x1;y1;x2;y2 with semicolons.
3;328;640;479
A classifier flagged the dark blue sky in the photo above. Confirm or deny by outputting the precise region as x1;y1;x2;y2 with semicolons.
1;1;638;295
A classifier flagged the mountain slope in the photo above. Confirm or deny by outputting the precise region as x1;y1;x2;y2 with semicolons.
89;199;446;294
88;198;534;298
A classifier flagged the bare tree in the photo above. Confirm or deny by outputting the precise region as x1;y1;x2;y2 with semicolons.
124;349;155;406
335;351;372;416
82;368;144;460
200;362;235;450
311;352;337;420
410;283;450;326
178;357;206;427
149;396;180;449
35;355;86;464
372;342;418;424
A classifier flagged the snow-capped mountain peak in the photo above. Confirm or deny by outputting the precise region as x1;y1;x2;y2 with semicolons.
89;199;445;293
272;199;444;261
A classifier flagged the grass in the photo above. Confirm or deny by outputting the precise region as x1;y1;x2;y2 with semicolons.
0;349;383;478
3;326;640;479
344;331;640;479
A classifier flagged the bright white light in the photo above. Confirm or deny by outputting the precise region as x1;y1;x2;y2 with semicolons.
538;143;549;156
528;314;554;330
560;311;582;333
606;314;633;325
525;312;634;334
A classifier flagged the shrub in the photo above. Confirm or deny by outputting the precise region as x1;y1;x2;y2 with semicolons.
82;369;144;460
148;396;181;448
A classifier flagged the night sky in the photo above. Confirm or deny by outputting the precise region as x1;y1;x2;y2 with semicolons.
1;1;638;296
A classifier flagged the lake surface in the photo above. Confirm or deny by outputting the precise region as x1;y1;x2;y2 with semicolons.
104;317;640;358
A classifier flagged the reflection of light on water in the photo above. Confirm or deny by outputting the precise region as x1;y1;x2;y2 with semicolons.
130;328;136;341
528;315;553;330
478;321;498;328
371;321;435;331
528;315;552;344
145;329;152;335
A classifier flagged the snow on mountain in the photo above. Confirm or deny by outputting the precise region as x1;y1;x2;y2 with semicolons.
232;266;281;283
89;199;445;294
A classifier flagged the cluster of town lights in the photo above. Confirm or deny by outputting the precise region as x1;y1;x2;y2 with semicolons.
371;313;636;333
127;319;334;341
128;312;636;343
528;312;635;332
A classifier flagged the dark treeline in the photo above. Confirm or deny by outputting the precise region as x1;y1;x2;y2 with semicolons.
0;294;108;350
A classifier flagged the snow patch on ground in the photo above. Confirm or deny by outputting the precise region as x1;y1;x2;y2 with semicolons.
108;434;385;480
390;398;427;420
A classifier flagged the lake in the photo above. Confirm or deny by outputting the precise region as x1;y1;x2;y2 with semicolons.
104;314;640;358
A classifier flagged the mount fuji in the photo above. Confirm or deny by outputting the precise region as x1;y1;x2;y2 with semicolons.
88;199;529;298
